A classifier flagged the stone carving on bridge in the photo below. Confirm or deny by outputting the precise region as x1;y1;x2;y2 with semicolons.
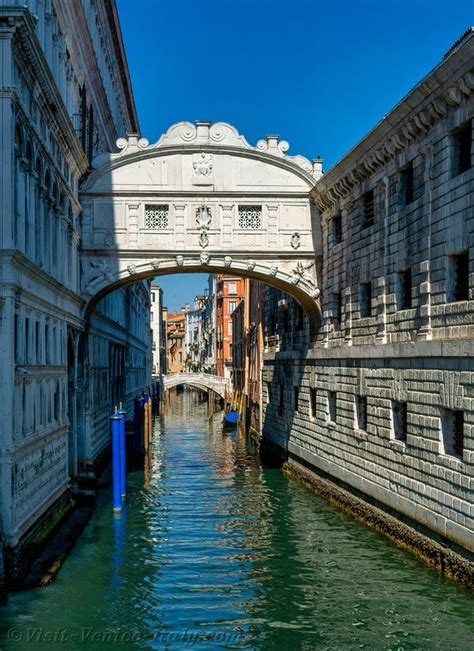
292;261;315;286
176;255;184;266
200;252;210;265
127;264;137;275
83;260;114;295
224;256;232;268
247;260;256;271
103;231;114;248
291;232;301;249
196;205;212;248
151;259;160;270
192;153;213;185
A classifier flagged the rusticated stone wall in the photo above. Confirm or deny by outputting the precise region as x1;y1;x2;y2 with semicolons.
261;31;473;555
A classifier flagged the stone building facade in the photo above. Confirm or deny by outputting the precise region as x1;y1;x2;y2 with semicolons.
262;30;473;556
150;282;166;376
0;0;151;564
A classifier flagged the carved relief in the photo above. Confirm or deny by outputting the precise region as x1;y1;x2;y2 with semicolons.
83;260;114;294
224;256;232;268
291;232;301;249
196;205;212;248
192;153;213;185
292;261;314;285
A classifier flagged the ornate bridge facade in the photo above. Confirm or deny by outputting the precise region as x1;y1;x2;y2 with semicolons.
161;372;231;399
79;120;322;333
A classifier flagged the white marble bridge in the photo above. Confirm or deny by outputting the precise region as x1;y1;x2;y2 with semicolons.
161;372;231;399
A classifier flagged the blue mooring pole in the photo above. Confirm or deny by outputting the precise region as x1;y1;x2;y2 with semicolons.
110;409;122;512
118;402;126;498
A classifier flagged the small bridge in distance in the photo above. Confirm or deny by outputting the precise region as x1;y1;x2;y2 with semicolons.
161;372;231;399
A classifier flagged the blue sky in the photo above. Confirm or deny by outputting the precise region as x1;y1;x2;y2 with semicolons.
116;0;471;310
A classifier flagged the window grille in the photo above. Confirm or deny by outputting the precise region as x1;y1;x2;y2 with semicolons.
392;401;408;442
361;190;374;227
145;205;169;229
400;162;414;205
332;213;342;244
397;269;412;309
238;205;262;229
449;251;469;302
441;409;464;458
328;391;337;423
294;386;299;412
452;120;472;176
333;292;343;327
310;388;317;419
355;395;367;431
359;282;372;318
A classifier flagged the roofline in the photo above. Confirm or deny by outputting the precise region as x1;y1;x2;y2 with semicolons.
316;28;474;191
103;0;139;134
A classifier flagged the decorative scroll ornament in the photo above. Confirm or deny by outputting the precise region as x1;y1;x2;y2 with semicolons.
176;255;184;266
224;256;232;268
127;264;137;275
291;232;301;250
200;252;210;265
247;260;256;271
196;205;212;248
151;259;160;270
292;261;314;285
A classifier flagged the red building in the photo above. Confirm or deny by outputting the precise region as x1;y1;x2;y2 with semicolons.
215;275;244;378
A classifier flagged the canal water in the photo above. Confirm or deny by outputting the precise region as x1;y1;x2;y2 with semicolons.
0;389;472;650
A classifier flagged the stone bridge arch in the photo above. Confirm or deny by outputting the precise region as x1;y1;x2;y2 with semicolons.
162;372;231;399
79;121;323;333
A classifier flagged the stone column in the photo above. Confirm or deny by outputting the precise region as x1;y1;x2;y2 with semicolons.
174;204;186;248
15;155;26;252
127;203;140;248
221;204;233;247
267;204;278;248
0;23;14;252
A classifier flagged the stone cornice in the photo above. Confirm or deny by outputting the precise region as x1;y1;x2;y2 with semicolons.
312;30;474;214
0;7;89;177
13;99;83;214
83;121;319;191
103;0;139;133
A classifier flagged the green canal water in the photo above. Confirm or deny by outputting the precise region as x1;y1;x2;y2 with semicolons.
0;389;472;650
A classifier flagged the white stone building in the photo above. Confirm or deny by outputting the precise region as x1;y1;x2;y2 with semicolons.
150;282;166;376
0;0;151;570
201;274;218;374
184;296;206;372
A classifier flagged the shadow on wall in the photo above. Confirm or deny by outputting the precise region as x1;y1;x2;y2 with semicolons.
260;285;312;465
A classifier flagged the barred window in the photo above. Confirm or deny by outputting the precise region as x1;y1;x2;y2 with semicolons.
145;205;169;229
238;205;262;229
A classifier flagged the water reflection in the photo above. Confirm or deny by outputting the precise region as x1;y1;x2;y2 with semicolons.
0;388;472;651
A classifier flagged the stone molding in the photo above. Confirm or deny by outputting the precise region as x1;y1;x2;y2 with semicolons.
88;121;319;183
313;31;474;213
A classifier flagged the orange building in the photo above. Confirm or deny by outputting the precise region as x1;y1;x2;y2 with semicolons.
166;311;185;373
215;275;245;378
231;279;265;434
